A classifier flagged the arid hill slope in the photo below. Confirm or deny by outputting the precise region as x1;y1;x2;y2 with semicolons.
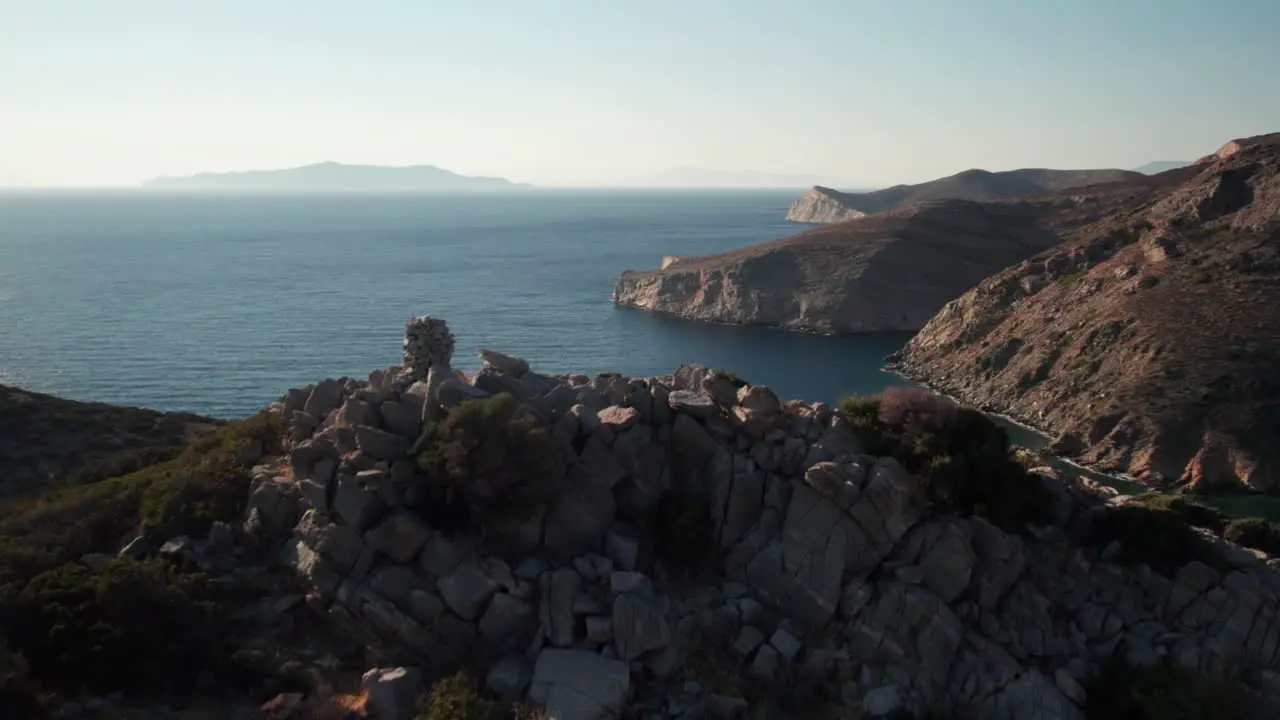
895;133;1280;493
0;384;220;499
787;167;1144;223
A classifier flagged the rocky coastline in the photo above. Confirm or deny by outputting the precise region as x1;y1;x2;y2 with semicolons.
9;316;1280;720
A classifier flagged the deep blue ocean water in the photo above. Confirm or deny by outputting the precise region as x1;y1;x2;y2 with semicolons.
0;190;914;419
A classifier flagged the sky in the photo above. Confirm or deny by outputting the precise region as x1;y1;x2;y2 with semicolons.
2;0;1278;188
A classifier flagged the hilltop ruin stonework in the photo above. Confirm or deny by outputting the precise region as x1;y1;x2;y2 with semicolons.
236;318;1280;719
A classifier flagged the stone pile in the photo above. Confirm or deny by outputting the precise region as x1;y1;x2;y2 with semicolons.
401;315;455;380
246;317;1280;720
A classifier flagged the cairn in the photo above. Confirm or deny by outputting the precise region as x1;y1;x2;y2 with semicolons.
402;315;455;380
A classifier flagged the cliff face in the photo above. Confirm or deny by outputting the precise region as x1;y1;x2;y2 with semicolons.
784;186;868;223
786;168;1145;224
896;134;1280;493
615;199;1078;333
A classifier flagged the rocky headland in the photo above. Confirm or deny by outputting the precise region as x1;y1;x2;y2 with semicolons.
785;168;1144;225
893;133;1280;495
6;316;1280;720
614;197;1094;333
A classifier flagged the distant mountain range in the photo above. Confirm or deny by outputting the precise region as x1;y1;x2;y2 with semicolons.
143;162;530;191
617;166;870;190
1131;160;1192;175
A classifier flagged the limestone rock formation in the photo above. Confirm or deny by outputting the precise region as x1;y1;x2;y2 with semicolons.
786;167;1145;225
895;133;1280;493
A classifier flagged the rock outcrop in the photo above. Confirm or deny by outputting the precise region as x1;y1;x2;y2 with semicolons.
613;200;1066;333
221;316;1280;718
895;133;1280;493
786;168;1146;224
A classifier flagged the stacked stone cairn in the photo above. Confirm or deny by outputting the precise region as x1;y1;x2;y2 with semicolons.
252;316;1280;720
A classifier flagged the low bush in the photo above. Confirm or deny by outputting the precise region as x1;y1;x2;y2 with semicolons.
5;558;223;696
1085;505;1225;576
0;413;280;697
710;369;749;389
839;387;1054;529
1133;493;1227;533
417;672;495;720
1224;517;1280;556
1084;657;1268;719
417;394;563;514
1138;275;1160;290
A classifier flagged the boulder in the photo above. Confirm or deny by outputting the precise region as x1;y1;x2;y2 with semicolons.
529;649;630;720
379;400;421;439
612;593;671;660
303;378;345;419
478;349;530;377
366;512;432;564
479;593;536;651
334;472;386;532
361;667;424;720
487;654;533;700
540;568;582;647
437;560;500;621
598;405;641;432
354;425;410;462
669;390;718;418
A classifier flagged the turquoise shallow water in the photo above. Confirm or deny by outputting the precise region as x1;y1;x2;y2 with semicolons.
0;190;914;418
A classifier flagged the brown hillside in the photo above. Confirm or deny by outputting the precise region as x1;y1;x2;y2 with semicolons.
896;133;1280;493
0;385;221;499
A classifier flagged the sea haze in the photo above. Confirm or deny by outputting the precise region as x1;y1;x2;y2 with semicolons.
0;189;913;418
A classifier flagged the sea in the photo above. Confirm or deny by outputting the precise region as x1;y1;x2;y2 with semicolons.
0;189;915;420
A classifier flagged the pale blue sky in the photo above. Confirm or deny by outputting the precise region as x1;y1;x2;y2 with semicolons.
2;0;1277;187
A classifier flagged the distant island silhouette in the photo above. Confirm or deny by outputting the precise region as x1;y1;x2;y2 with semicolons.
143;162;531;191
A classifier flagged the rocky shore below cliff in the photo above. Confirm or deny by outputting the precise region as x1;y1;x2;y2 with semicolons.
7;316;1280;720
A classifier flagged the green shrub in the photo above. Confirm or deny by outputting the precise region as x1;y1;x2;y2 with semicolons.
0;413;280;700
1133;493;1227;533
63;445;186;487
1086;505;1225;576
5;558;223;696
1139;275;1160;290
840;387;1054;530
417;394;563;513
710;369;749;389
1085;658;1267;719
837;395;895;456
417;673;495;720
1224;517;1280;555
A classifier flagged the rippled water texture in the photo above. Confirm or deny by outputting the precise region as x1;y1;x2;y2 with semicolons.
0;190;913;418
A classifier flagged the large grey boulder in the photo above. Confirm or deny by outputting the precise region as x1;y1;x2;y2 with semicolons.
361;666;424;720
437;560;500;620
367;512;432;564
612;593;671;660
478;349;530;377
529;649;631;720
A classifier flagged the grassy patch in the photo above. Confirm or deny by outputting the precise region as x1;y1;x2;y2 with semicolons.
1085;505;1226;576
1138;275;1160;290
417;672;495;720
1132;493;1227;533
